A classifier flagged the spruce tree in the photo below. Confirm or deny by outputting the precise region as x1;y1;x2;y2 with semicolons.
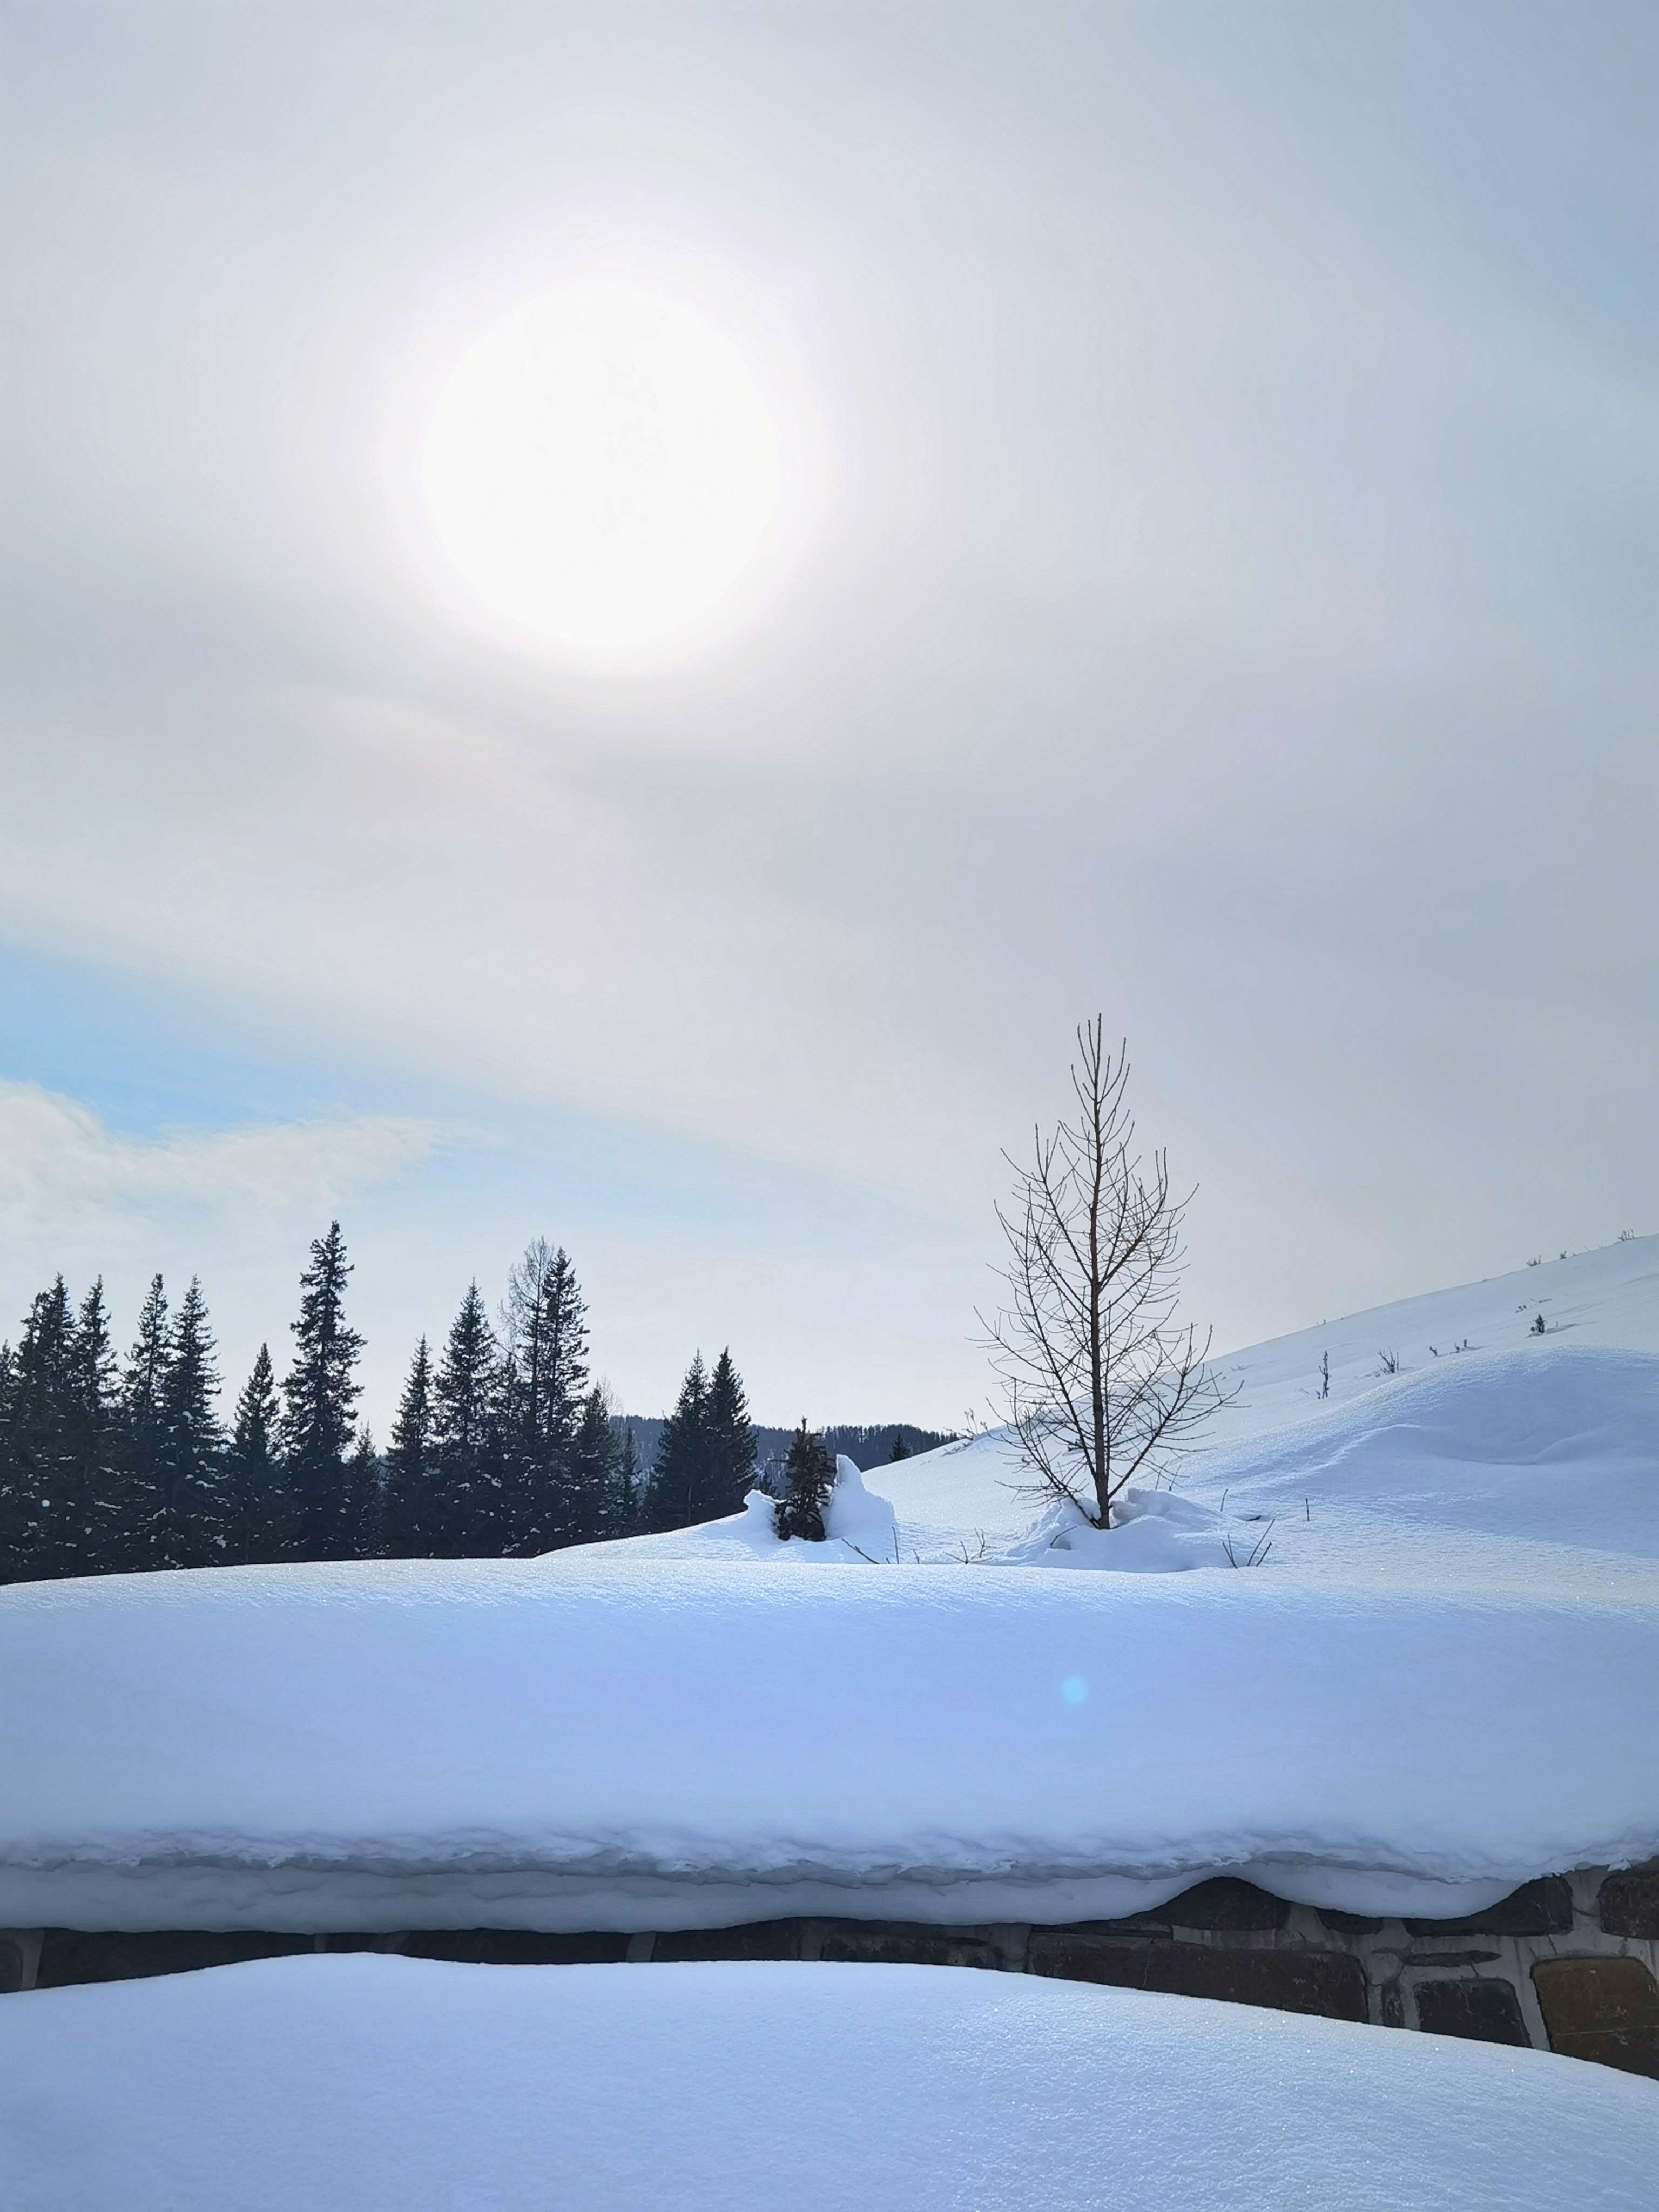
609;1419;642;1536
158;1278;224;1567
278;1223;364;1560
225;1344;283;1563
565;1388;613;1546
774;1420;836;1542
888;1428;912;1461
384;1335;436;1556
121;1273;172;1569
342;1426;385;1558
64;1280;129;1575
703;1349;758;1519
646;1353;709;1532
4;1280;78;1580
429;1283;502;1555
499;1243;589;1552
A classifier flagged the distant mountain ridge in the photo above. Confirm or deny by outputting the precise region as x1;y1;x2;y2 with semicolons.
617;1417;955;1483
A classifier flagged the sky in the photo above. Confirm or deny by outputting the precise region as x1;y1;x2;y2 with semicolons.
3;2;1655;1432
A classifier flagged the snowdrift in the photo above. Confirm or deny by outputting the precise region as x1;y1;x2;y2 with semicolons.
3;1510;1655;1929
5;1956;1654;2212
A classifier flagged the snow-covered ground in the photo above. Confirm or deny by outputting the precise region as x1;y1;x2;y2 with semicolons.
2;1237;1655;1932
5;1955;1656;2212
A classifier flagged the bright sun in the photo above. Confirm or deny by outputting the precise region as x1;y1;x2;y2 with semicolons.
420;282;786;671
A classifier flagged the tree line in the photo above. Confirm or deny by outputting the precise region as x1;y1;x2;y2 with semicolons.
0;1224;775;1584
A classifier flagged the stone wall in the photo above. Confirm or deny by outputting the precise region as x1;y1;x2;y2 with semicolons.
5;1863;1657;2080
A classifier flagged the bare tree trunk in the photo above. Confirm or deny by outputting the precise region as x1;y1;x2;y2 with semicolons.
982;1020;1232;1526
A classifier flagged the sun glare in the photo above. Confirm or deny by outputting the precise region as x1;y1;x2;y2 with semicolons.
419;282;790;671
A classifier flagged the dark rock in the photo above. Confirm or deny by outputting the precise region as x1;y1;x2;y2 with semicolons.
34;1931;313;1988
1401;1950;1500;1968
1163;1880;1290;1933
1533;1957;1659;2080
652;1921;805;1963
817;1924;995;1969
1413;1977;1530;2046
1317;1910;1385;1935
1029;1936;1366;2023
1403;1877;1572;1938
400;1931;630;1965
0;1937;24;1994
1599;1863;1659;1939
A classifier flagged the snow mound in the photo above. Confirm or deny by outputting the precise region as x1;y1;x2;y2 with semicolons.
3;1540;1655;1931
4;1956;1654;2211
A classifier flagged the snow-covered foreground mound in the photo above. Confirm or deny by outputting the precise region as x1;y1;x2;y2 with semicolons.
5;1956;1654;2212
4;1530;1655;1928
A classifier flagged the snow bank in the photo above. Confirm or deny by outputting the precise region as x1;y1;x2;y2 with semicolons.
3;1537;1655;1930
5;1957;1655;2211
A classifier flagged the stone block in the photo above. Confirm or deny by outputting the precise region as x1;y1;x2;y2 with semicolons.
1029;1936;1366;2022
1317;1910;1385;1936
1598;1863;1659;1939
400;1931;630;1965
817;1924;995;1969
1533;1957;1659;2080
652;1921;806;1963
1412;1977;1530;2047
34;1931;313;1988
1163;1880;1290;1933
1404;1877;1572;1938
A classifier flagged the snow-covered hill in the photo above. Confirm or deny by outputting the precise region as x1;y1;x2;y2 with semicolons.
604;1235;1659;1589
6;1958;1655;2212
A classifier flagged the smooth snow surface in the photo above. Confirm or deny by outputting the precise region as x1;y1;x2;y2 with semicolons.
6;1957;1656;2212
3;1510;1654;1928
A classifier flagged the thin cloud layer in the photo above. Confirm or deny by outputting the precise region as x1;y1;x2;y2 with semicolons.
2;5;1654;1411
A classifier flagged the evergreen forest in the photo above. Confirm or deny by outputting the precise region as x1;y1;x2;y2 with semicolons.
0;1224;945;1584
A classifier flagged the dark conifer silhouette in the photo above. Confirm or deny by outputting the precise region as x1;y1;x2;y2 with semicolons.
429;1283;501;1555
774;1420;836;1542
384;1334;436;1557
704;1348;758;1519
278;1223;363;1559
224;1344;282;1563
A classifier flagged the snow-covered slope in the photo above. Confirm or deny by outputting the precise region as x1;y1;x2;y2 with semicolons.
874;1235;1659;1579
6;1956;1656;2212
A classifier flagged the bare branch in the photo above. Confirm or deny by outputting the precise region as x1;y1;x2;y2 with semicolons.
981;1019;1236;1526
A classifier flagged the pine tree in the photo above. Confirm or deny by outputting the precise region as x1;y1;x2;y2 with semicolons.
646;1353;709;1533
3;1280;78;1580
565;1388;614;1546
158;1278;224;1567
63;1280;127;1574
429;1283;502;1555
225;1344;284;1563
121;1273;172;1569
608;1419;642;1536
342;1426;385;1558
498;1243;589;1552
888;1428;912;1461
278;1223;364;1560
774;1420;836;1542
703;1349;758;1519
384;1335;436;1556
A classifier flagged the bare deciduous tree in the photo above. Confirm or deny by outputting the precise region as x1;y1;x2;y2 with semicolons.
981;1020;1231;1527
